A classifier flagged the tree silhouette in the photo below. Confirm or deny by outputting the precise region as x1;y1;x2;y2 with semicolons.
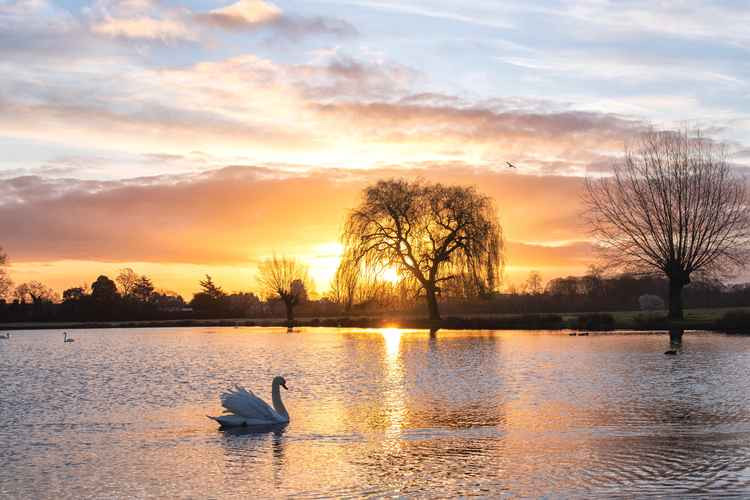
199;275;225;299
115;268;140;296
257;255;310;325
0;247;11;300
190;275;227;317
15;281;57;304
525;271;543;295
91;275;119;319
341;179;503;321
132;275;155;303
585;129;750;319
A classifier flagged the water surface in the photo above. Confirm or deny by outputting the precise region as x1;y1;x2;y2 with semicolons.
2;327;750;497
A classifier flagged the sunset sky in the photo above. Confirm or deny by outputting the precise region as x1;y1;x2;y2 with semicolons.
2;0;750;298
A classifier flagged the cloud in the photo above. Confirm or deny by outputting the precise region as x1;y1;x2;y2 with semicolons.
0;164;591;267
195;0;282;29
91;15;195;41
194;0;357;39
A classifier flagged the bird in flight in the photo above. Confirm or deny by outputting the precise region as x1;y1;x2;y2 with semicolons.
506;161;517;168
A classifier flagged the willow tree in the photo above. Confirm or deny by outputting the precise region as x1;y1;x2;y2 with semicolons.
257;255;311;324
341;179;503;321
585;129;750;320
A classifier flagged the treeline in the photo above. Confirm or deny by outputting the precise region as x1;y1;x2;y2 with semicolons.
441;271;750;316
2;264;750;324
0;268;336;323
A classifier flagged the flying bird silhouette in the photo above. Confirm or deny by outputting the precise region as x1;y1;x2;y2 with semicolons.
506;161;517;168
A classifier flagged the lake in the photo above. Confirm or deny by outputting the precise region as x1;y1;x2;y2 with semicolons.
2;327;750;498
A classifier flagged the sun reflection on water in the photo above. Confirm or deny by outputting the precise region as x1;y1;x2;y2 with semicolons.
382;328;402;360
380;328;406;443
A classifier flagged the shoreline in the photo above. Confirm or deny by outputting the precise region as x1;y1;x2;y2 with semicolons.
1;310;748;333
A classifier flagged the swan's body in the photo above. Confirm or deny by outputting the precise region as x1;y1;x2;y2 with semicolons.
0;333;9;339
209;376;289;427
63;332;74;343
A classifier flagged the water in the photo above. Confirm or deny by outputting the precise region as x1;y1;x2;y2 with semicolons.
2;327;750;498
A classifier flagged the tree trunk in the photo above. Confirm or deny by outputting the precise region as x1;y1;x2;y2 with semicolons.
669;327;684;345
668;274;689;320
425;284;440;321
284;299;294;325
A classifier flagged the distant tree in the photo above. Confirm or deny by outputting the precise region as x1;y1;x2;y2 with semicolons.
116;268;139;296
580;265;605;297
190;275;228;317
329;256;359;311
227;292;262;317
15;281;57;304
585;129;750;319
525;271;543;295
342;179;503;320
199;275;225;300
151;290;185;311
62;287;86;302
131;275;155;303
257;255;311;324
91;275;119;304
546;276;581;297
0;247;11;299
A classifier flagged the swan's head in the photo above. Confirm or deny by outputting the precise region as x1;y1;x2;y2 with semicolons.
273;376;288;390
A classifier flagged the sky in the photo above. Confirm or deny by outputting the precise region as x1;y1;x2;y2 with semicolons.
1;0;750;298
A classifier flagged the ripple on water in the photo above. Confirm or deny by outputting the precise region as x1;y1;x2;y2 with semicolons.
2;328;750;498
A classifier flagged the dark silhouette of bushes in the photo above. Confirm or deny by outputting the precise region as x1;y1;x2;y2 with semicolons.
573;313;615;331
717;310;750;332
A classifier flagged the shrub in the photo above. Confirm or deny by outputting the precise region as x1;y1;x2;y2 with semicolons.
574;313;615;331
718;310;750;331
638;294;665;311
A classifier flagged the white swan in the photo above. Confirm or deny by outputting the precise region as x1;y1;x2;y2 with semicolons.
209;376;289;427
63;332;74;343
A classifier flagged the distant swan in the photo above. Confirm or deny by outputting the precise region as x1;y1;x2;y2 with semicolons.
63;332;74;343
0;332;9;339
209;376;289;427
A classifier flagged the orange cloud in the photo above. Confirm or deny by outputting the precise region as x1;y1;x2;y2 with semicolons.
0;165;600;295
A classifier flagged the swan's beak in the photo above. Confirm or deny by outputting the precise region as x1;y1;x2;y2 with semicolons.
281;382;288;390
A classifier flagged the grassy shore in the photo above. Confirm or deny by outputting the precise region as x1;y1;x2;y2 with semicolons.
2;306;750;332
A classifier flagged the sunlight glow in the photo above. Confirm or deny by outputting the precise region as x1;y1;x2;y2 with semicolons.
381;266;400;284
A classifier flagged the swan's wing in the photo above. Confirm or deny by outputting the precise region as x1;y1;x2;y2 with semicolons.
220;385;280;421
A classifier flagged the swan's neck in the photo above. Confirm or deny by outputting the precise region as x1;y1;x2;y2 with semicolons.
271;382;288;419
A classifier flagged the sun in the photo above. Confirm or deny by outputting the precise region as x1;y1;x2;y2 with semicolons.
382;266;400;283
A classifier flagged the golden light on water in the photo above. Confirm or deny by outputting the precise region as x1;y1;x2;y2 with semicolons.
380;328;406;444
382;328;402;359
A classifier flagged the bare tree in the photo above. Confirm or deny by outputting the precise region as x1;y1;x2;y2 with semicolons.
341;179;503;321
585;129;750;319
525;271;543;295
116;268;139;296
15;281;58;304
257;255;311;324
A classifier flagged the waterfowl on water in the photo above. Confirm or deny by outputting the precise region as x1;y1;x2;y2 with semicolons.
209;376;290;428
